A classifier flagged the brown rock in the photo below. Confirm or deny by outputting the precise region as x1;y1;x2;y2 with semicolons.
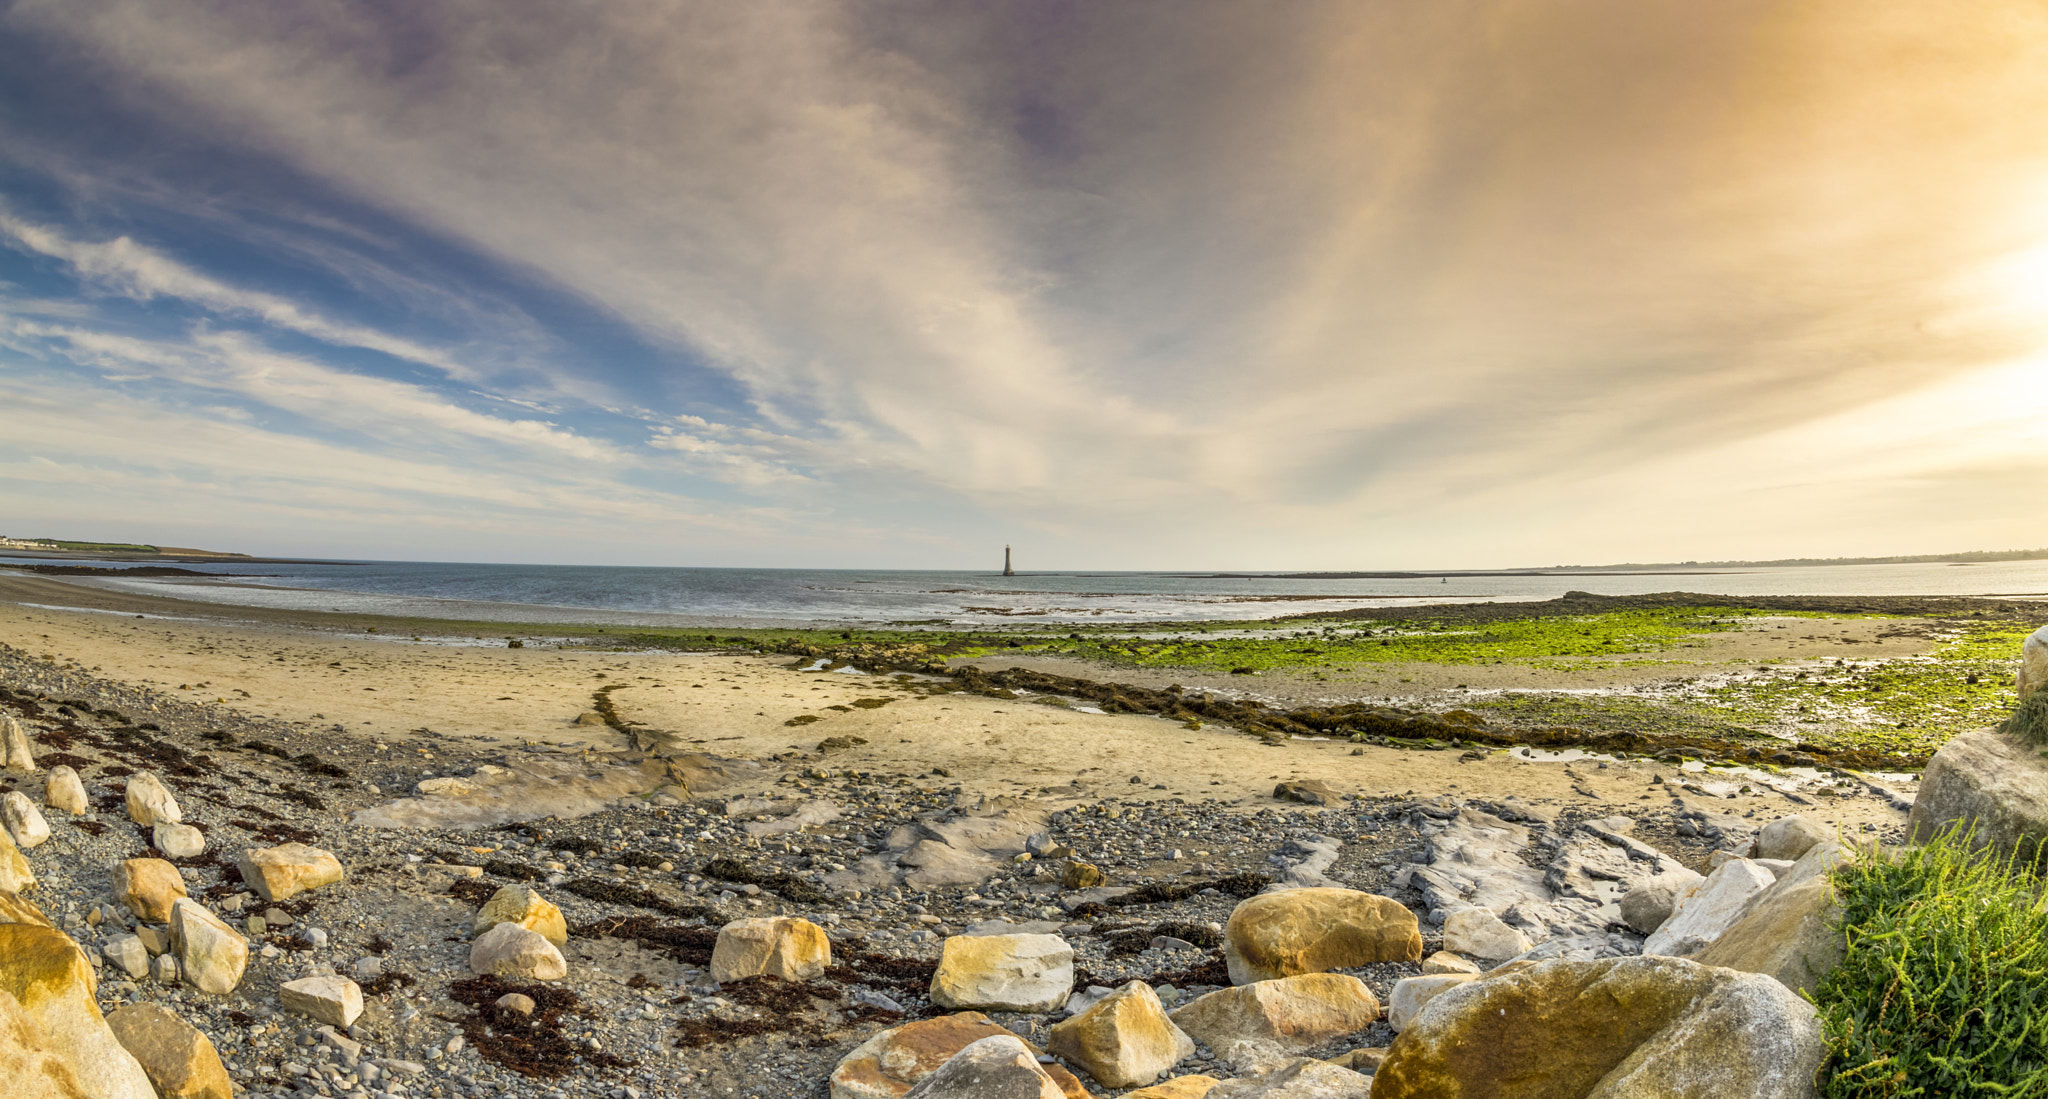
123;772;181;826
235;843;344;903
830;1011;1093;1099
1273;780;1339;806
106;1001;234;1099
0;887;52;927
1370;956;1826;1099
1224;888;1422;984
0;924;157;1099
114;858;188;923
473;885;568;947
1328;1048;1387;1074
0;987;89;1099
1063;861;1106;889
1047;981;1195;1088
900;1035;1065;1099
929;933;1073;1013
710;916;829;984
1169;973;1379;1073
1124;1077;1220;1099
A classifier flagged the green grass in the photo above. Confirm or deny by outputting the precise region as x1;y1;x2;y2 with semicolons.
1815;826;2048;1096
2001;690;2048;748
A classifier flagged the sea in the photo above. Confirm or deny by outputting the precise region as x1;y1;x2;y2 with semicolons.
6;555;2048;630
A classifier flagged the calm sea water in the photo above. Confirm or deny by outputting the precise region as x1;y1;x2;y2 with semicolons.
7;556;2048;628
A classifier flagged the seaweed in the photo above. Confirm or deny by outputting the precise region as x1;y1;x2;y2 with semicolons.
446;976;632;1079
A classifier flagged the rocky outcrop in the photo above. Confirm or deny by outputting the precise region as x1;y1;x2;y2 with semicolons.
900;1035;1067;1099
0;923;158;1099
105;1002;234;1099
830;1012;1091;1099
1371;956;1825;1099
1169;974;1379;1073
1908;728;2048;861
1224;888;1421;984
710;916;829;984
473;885;568;946
235;842;344;902
1047;981;1194;1088
929;933;1074;1013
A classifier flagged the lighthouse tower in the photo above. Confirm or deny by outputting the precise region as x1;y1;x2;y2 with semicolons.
1003;545;1014;576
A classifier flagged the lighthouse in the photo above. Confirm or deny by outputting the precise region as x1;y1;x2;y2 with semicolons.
1003;545;1014;576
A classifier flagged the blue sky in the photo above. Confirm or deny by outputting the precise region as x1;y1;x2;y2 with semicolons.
3;1;2047;569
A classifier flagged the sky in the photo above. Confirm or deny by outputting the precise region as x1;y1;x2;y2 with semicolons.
2;0;2047;570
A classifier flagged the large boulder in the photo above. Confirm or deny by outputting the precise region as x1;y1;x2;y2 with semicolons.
235;843;343;902
1370;955;1825;1099
1640;858;1776;957
1755;815;1831;862
0;819;36;893
42;767;86;816
169;899;248;995
1169;973;1379;1072
1048;981;1194;1088
473;885;568;946
106;1002;234;1099
2019;624;2048;699
830;1012;1091;1099
1205;1058;1375;1098
3;791;51;849
1224;888;1422;985
469;922;567;981
710;916;829;984
0;887;51;927
1909;728;2048;861
0;924;158;1099
0;987;90;1099
930;933;1073;1013
124;772;180;826
901;1035;1066;1099
1617;873;1697;936
114;859;188;923
1692;845;1849;998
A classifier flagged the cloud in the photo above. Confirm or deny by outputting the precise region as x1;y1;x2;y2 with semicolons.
2;0;2047;566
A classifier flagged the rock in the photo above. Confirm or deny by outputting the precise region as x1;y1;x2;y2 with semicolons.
1420;952;1480;976
574;711;607;726
1641;858;1777;957
0;889;51;927
0;819;34;893
930;933;1073;1014
2;792;51;849
830;1012;1091;1099
1169;973;1379;1073
114;858;188;923
1047;981;1194;1088
1756;815;1831;862
900;1035;1066;1099
168;899;248;995
153;954;179;983
473;885;568;946
1387;974;1477;1032
280;975;364;1027
106;1001;234;1099
1909;727;2048;861
0;986;91;1099
152;823;205;860
1440;908;1531;962
1617;873;1695;936
1371;955;1826;1099
0;923;159;1099
135;926;168;956
1124;1077;1221;1099
710;916;829;984
235;843;344;903
1273;780;1339;806
1062;861;1105;889
2;716;35;774
123;772;180;826
1692;875;1846;997
1205;1058;1375;1098
1224;888;1422;984
103;936;151;980
495;993;536;1017
2020;624;2048;699
469;922;568;981
1328;1048;1386;1074
42;767;86;815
